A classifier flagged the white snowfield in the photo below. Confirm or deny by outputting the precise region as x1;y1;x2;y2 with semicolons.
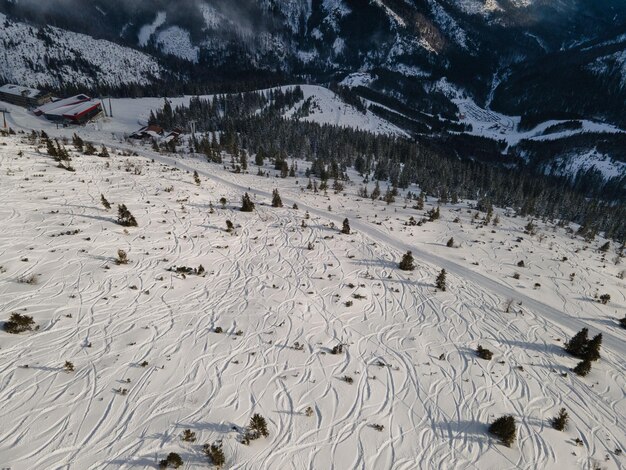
0;103;625;469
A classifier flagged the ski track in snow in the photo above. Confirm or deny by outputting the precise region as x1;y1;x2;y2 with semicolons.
0;125;624;469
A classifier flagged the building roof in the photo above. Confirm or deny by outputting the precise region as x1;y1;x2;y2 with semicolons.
0;84;43;99
43;100;101;118
34;94;91;115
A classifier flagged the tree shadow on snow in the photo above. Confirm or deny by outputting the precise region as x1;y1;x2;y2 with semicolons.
502;340;565;356
174;421;239;434
432;420;488;445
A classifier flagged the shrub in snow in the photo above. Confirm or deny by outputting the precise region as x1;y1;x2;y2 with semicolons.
399;251;415;271
341;218;351;234
117;204;137;227
64;361;75;372
115;249;129;265
489;415;516;447
203;441;225;467
599;294;610;305
436;269;447;291
476;345;493;360
551;408;569;431
573;359;591;377
100;194;111;210
565;328;588;356
3;313;36;334
159;452;183;469
241;413;269;444
181;429;196;442
271;189;283;208
240;193;255;212
582;334;602;362
446;237;454;247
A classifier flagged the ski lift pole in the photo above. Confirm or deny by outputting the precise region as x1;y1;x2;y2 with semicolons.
0;108;8;129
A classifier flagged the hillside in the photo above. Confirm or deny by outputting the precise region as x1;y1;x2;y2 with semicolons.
0;12;162;89
0;124;624;468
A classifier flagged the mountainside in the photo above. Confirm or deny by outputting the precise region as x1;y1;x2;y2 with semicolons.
0;12;162;89
1;0;625;125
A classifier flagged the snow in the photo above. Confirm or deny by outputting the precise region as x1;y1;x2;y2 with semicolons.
332;37;346;55
0;84;43;99
587;50;626;89
156;27;199;63
0;123;624;468
0;13;161;89
453;0;503;16
371;0;406;27
282;85;407;136
321;0;351;32
340;72;375;88
296;49;318;64
429;0;469;49
545;149;626;181
389;63;430;78
435;78;626;149
138;11;167;47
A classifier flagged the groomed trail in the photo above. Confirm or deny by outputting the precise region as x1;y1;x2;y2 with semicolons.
0;125;624;470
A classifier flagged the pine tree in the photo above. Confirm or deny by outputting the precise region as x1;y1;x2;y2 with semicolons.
551;408;569;431
241;193;255;212
255;151;264;166
416;192;425;210
436;269;447;291
489;415;516;447
271;189;283;208
72;133;84;152
100;194;111;210
384;188;395;204
84;142;96;155
564;327;588;357
117;204;138;227
193;170;200;185
599;241;610;252
249;413;269;438
446;237;454;247
341;218;351;234
582;333;602;362
99;145;110;158
399;251;415;271
573;359;591;377
371;181;381;200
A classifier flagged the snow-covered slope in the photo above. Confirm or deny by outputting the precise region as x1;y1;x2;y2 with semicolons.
284;85;407;136
0;128;624;469
0;13;161;89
